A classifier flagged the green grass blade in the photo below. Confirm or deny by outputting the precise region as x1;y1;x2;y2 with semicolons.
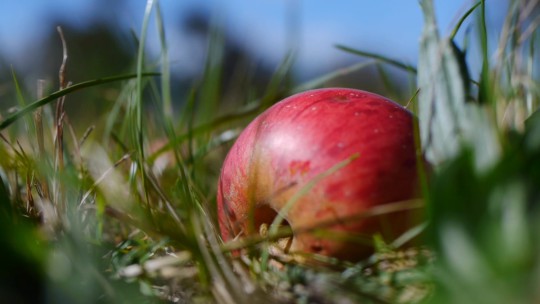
134;0;154;154
375;63;400;100
155;1;172;120
148;102;260;163
9;68;35;141
268;153;359;234
259;153;359;270
261;52;295;108
222;199;423;253
450;1;481;40
130;0;156;211
102;80;136;144
526;31;537;115
336;44;417;74
199;18;225;125
155;1;196;214
10;68;28;110
0;73;159;131
478;0;491;105
292;60;376;94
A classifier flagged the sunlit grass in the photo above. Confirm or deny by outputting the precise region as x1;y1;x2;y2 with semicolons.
0;0;539;303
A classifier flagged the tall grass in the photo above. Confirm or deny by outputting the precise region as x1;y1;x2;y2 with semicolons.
0;0;539;303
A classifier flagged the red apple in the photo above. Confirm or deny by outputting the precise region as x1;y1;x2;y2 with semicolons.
217;88;422;261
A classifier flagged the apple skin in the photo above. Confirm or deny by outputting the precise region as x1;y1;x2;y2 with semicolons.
217;88;422;261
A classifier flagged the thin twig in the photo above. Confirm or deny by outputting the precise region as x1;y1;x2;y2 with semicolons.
79;125;95;147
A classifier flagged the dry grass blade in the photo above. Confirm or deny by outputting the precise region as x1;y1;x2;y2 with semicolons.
78;153;131;208
222;199;424;253
268;153;360;237
34;79;50;200
79;125;95;147
53;27;69;214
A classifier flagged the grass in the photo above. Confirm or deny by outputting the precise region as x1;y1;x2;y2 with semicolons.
0;0;539;303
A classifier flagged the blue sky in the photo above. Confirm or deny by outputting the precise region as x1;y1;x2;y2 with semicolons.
0;0;506;79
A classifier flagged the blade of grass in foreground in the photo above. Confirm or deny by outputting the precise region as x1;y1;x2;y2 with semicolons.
221;199;424;253
0;72;159;131
129;0;157;214
155;0;195;231
10;68;35;137
336;45;417;74
417;0;499;170
478;0;491;105
258;153;360;271
526;32;537;115
291;60;376;94
260;52;295;109
449;1;481;40
198;18;225;125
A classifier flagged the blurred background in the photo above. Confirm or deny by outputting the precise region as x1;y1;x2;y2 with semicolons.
0;0;508;114
1;2;539;303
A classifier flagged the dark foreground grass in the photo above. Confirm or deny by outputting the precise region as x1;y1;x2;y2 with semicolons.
1;0;540;303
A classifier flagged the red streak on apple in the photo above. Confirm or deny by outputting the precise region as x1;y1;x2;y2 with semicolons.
217;88;422;261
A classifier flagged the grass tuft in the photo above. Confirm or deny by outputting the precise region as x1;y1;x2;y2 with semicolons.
1;1;540;303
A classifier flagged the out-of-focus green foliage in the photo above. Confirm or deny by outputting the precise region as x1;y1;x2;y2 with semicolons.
427;114;540;303
0;0;539;303
416;0;540;303
0;174;46;303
